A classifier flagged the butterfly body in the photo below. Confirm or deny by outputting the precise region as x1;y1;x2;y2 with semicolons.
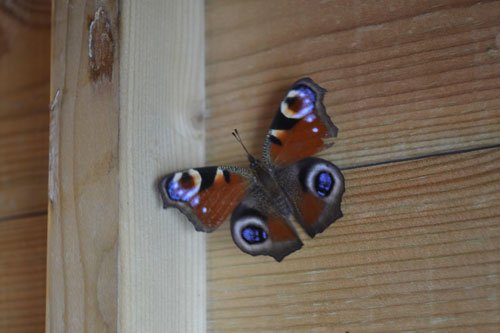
159;78;345;261
245;157;296;219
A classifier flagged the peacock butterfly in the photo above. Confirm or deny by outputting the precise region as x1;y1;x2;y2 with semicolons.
158;78;345;261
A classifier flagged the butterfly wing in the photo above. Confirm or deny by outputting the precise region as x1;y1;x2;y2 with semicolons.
159;165;302;261
230;185;303;262
262;78;338;167
275;157;345;238
159;166;252;232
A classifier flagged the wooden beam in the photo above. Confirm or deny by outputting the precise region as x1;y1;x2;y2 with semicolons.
47;1;206;332
119;1;206;332
48;1;120;332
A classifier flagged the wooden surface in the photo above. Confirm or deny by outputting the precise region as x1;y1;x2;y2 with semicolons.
0;216;47;332
0;1;50;332
119;1;206;332
206;0;500;169
208;148;500;332
47;0;207;332
47;1;120;332
206;1;500;331
0;1;50;218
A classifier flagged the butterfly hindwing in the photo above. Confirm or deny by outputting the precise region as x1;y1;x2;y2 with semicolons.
230;186;303;262
159;166;252;232
263;78;338;167
275;157;345;238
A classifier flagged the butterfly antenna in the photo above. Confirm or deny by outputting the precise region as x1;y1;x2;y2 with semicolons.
232;129;254;161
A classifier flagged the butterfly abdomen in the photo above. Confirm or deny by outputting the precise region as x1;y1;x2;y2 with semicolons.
250;161;295;219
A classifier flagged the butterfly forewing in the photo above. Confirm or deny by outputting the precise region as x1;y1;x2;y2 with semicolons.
262;78;338;167
159;166;252;232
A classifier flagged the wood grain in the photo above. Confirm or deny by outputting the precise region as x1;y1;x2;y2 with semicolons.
207;148;500;332
47;2;120;332
119;1;206;332
205;2;500;331
0;215;47;333
48;0;206;332
206;0;500;168
0;1;50;218
0;2;50;332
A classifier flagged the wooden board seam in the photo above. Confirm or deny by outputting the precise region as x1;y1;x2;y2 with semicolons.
341;142;500;171
0;210;47;223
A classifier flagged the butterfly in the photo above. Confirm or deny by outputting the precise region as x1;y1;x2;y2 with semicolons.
158;78;345;261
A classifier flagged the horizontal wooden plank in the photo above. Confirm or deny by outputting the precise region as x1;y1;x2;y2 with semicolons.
207;148;500;332
0;3;50;218
206;0;500;168
0;215;47;332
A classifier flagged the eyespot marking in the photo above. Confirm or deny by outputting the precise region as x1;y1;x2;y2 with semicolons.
166;169;201;202
241;225;268;244
315;171;333;197
280;86;316;119
299;160;342;200
180;172;194;188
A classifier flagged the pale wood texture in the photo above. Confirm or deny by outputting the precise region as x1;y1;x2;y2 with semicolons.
48;0;206;332
0;1;50;218
206;0;500;169
0;1;50;332
48;1;120;332
0;216;47;332
208;148;500;332
206;0;500;332
119;1;206;332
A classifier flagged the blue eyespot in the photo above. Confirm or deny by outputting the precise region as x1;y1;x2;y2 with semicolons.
315;172;333;197
167;178;198;202
295;86;315;115
167;181;183;201
241;225;268;244
296;86;316;103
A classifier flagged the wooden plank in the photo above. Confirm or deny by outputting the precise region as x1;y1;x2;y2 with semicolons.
0;215;47;333
207;147;500;332
206;0;500;168
0;3;50;333
119;1;206;332
0;1;50;218
48;1;206;332
47;2;120;332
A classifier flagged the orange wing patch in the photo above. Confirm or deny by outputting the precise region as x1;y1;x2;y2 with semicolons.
270;115;331;165
298;192;325;226
267;216;297;241
160;167;251;232
265;79;338;166
190;172;248;230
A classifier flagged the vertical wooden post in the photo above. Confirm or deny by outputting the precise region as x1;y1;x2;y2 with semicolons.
119;1;206;332
48;2;120;332
47;1;206;332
